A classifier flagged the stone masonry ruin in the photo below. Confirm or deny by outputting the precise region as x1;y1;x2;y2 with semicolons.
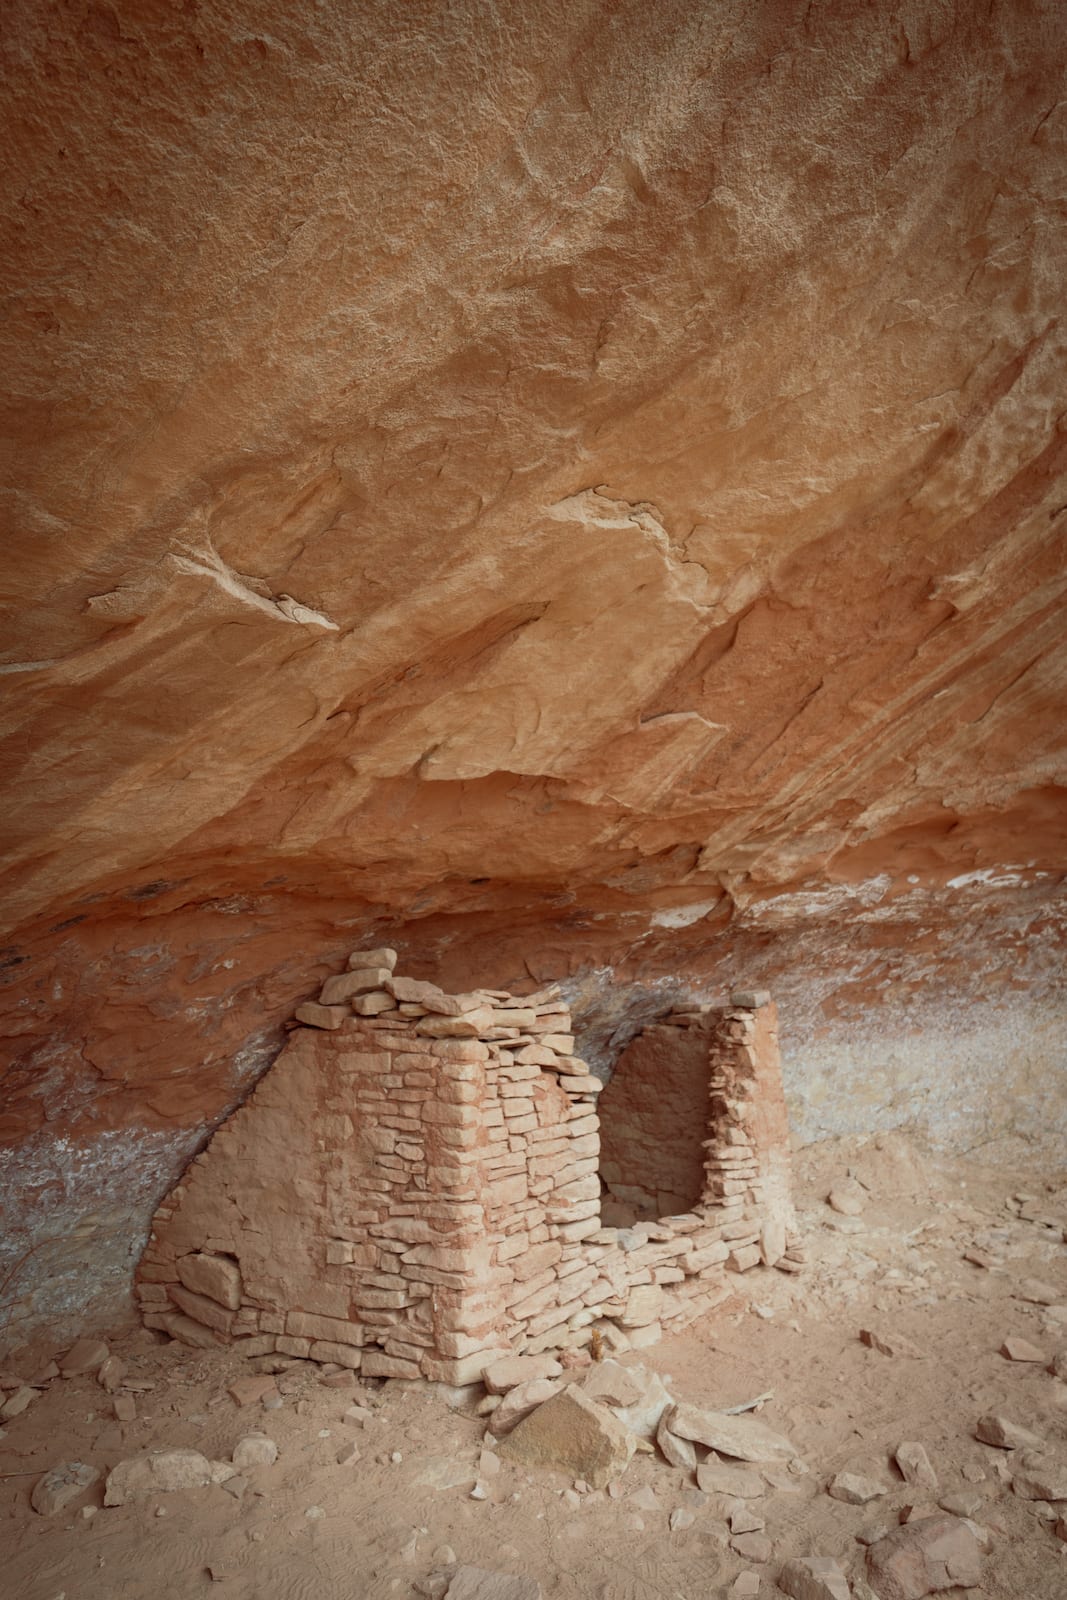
135;949;800;1385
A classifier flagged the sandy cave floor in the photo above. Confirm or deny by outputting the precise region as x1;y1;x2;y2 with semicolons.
2;1135;1065;1600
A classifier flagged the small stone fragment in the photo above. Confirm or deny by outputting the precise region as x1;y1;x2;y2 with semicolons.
97;1356;126;1392
856;1520;893;1546
104;1448;213;1504
113;1394;137;1422
489;1377;562;1436
667;1402;795;1462
899;1502;940;1524
866;1515;983;1598
860;1328;923;1359
59;1338;110;1376
938;1489;984;1518
232;1433;278;1468
828;1177;867;1216
482;1354;563;1394
729;1575;760;1599
443;1567;542;1600
895;1442;938;1491
828;1471;888;1504
729;1504;765;1534
1009;1448;1067;1501
669;1507;695;1531
656;1414;697;1471
0;1385;38;1419
1016;1278;1059;1305
30;1461;99;1516
974;1414;1043;1450
729;1531;772;1562
777;1555;852;1600
228;1374;279;1407
1000;1335;1045;1363
696;1463;765;1498
336;1441;360;1465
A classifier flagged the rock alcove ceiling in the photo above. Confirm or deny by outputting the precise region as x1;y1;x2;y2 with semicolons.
1;0;1065;1349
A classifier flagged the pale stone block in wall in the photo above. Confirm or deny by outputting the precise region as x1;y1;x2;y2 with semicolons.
233;1334;277;1357
176;1252;242;1309
347;947;399;971
277;1335;312;1356
322;969;394;1002
557;1217;602;1244
286;1310;365;1346
295;1002;349;1029
309;1340;362;1368
361;1351;421;1379
168;1285;235;1335
728;1243;762;1272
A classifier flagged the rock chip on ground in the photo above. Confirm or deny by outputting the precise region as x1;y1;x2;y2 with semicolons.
730;1531;772;1562
97;1355;126;1392
498;1387;635;1489
599;1363;673;1439
866;1515;983;1599
104;1448;213;1504
696;1462;765;1497
777;1555;852;1600
1016;1278;1059;1305
938;1489;984;1518
113;1394;137;1422
828;1470;888;1504
667;1402;795;1462
1009;1447;1067;1501
729;1504;765;1534
59;1338;110;1376
482;1354;562;1394
895;1442;938;1491
444;1566;542;1600
228;1373;280;1407
860;1328;923;1359
30;1461;99;1516
0;1385;38;1419
828;1177;867;1215
232;1433;278;1468
974;1414;1043;1449
999;1335;1045;1362
488;1377;562;1436
656;1413;697;1471
730;1575;760;1598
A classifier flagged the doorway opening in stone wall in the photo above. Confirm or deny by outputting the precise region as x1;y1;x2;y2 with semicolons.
596;1011;715;1228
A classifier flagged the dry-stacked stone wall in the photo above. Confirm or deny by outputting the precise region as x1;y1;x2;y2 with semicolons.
136;955;797;1384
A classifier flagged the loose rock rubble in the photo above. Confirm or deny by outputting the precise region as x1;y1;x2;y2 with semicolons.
1;1137;1064;1598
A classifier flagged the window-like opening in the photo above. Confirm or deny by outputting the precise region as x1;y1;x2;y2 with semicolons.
597;1020;712;1227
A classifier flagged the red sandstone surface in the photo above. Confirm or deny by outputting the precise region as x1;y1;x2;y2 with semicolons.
1;3;1065;1347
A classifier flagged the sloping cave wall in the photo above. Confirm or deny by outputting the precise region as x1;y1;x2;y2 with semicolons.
1;0;1065;1353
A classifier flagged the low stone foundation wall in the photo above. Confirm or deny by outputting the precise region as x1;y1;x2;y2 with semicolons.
136;956;797;1383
